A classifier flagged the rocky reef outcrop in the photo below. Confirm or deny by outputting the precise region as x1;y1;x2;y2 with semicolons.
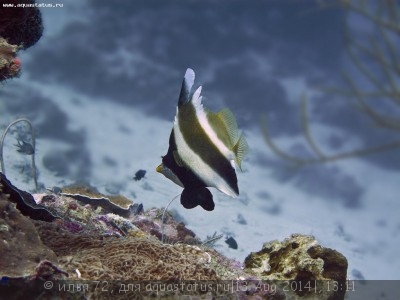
0;0;43;81
0;189;58;278
245;234;348;300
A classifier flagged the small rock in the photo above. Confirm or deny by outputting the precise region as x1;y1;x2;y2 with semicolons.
244;234;348;300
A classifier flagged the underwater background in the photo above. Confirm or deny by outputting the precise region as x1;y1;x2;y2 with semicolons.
1;0;399;280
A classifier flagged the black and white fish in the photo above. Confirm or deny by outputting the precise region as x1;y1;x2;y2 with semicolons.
157;68;248;211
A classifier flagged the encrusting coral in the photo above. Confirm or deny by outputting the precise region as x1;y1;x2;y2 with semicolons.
0;183;58;278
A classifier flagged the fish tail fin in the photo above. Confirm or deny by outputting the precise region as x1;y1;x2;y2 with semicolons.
233;133;248;171
178;68;195;107
181;188;215;211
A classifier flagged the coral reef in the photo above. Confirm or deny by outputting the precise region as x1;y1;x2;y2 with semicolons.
0;0;43;49
35;220;218;281
0;38;20;81
60;184;139;218
0;173;56;221
0;0;42;81
135;208;200;245
0;183;58;278
0;174;349;299
244;234;348;300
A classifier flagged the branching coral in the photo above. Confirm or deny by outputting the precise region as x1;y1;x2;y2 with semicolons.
261;0;400;165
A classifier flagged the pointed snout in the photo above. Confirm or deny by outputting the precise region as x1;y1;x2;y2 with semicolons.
156;164;163;173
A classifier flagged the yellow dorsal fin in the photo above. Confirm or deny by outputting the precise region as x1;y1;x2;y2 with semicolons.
217;108;239;146
207;108;239;148
232;133;248;171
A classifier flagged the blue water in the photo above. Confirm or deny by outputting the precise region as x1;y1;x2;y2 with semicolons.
1;0;399;281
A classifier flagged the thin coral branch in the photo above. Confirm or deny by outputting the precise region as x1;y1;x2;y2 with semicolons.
344;28;389;98
259;115;305;164
342;1;400;105
379;24;400;77
300;94;326;159
343;72;400;131
202;232;223;247
161;193;181;243
294;140;400;165
260;0;400;166
261;101;400;166
370;37;400;104
318;87;389;99
0;118;38;191
341;0;400;33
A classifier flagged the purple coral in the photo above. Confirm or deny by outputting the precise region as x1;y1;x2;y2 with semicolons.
62;221;83;233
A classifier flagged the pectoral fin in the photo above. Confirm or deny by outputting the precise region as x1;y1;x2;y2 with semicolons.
173;150;186;167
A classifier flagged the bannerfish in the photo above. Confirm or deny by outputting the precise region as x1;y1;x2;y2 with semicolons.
156;68;248;211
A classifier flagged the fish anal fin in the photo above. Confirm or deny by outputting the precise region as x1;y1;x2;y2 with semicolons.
233;133;248;171
178;68;195;107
